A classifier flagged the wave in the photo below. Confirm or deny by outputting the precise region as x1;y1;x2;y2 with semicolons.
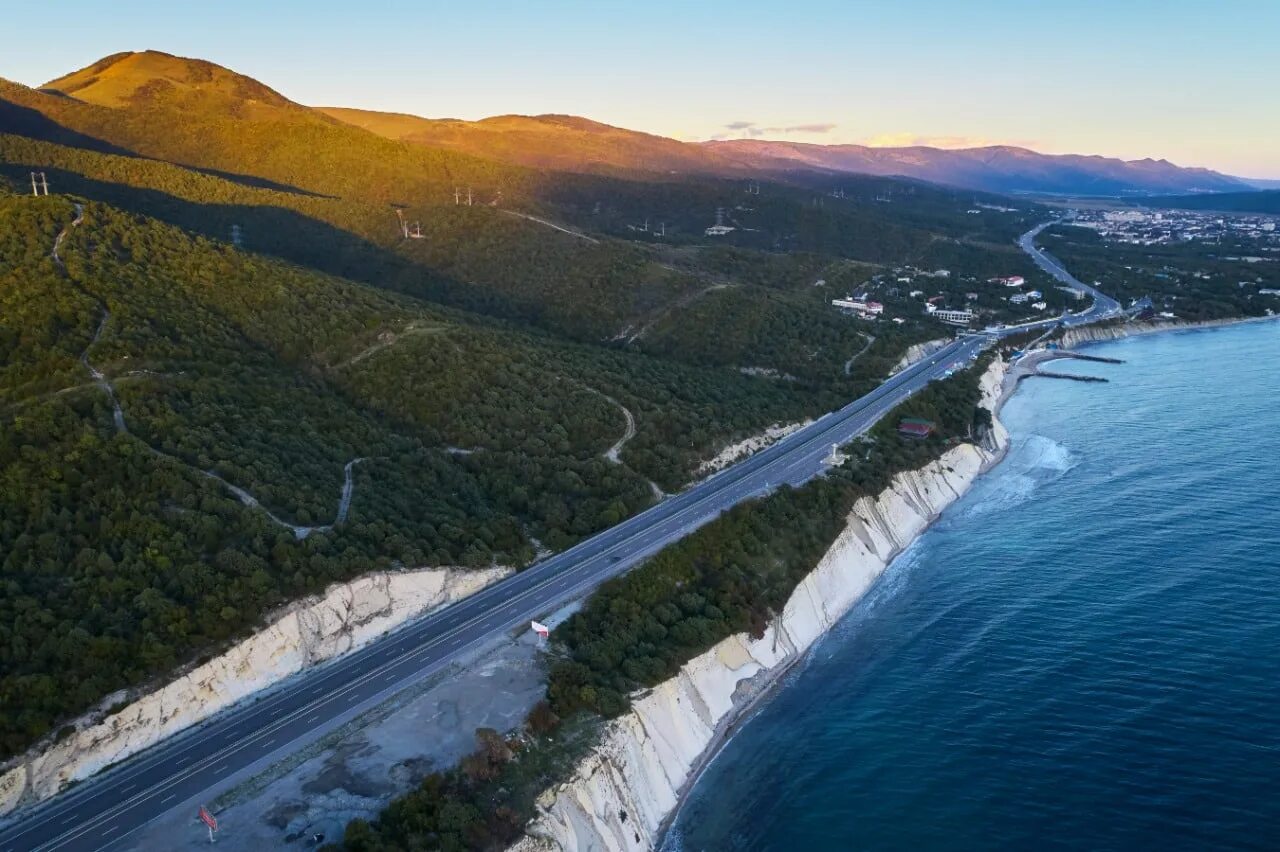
957;434;1079;519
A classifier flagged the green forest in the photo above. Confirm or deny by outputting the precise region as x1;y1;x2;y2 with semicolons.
0;192;875;757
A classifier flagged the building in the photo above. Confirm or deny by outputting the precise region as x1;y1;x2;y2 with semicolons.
898;417;936;438
832;298;884;318
704;224;735;236
991;275;1026;287
1031;301;1047;311
1009;292;1032;304
927;306;973;326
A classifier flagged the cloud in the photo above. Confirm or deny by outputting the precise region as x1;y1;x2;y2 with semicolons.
771;123;837;134
720;121;838;138
861;132;1039;150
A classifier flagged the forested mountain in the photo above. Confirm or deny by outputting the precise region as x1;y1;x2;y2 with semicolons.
318;99;1253;197
317;108;766;179
707;140;1252;196
0;50;1055;760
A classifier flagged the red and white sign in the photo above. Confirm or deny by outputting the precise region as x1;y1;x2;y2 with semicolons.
530;620;550;639
199;806;218;831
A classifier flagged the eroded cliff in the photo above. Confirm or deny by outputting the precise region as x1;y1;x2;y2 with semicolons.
0;566;508;817
513;358;1008;852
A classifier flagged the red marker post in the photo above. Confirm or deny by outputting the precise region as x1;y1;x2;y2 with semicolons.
198;806;218;843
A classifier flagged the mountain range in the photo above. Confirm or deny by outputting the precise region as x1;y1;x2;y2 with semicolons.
317;105;1254;197
0;50;1258;197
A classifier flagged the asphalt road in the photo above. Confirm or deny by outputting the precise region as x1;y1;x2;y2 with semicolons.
1018;221;1124;321
0;219;1108;852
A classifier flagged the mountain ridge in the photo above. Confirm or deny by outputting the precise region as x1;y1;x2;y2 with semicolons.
9;50;1256;197
704;138;1250;196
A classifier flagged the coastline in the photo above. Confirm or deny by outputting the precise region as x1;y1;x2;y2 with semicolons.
653;360;1013;847
655;313;1280;849
514;356;1011;852
652;315;1277;849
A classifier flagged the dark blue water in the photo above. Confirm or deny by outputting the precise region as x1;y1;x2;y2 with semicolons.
667;322;1280;852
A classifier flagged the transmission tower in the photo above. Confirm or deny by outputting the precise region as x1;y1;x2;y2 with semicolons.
30;172;49;196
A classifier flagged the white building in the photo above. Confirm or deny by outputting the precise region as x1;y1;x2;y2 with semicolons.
705;224;735;236
928;307;973;326
1031;301;1047;311
833;298;884;316
991;275;1026;287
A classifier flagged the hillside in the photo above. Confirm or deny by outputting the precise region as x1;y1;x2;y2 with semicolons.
1;51;530;205
0;191;847;758
318;107;764;178
41;50;305;115
706;139;1251;196
0;51;1071;760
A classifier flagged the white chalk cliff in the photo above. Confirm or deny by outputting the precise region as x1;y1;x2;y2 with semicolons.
514;357;1008;852
1057;316;1271;349
890;337;949;375
0;566;509;817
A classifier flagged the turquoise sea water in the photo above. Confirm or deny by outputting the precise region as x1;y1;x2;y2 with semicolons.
667;321;1280;852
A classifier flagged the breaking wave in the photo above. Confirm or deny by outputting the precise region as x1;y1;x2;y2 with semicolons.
958;434;1078;518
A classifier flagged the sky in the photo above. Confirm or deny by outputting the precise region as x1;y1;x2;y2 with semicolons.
4;0;1278;178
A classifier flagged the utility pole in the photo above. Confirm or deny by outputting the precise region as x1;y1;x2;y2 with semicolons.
454;187;461;206
230;224;242;248
467;187;473;206
395;208;408;239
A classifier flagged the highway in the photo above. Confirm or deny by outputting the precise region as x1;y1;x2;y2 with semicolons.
1018;220;1124;321
0;219;1105;852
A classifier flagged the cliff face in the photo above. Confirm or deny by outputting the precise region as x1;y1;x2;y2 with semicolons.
0;566;509;817
514;359;1008;852
891;338;949;375
1058;316;1273;349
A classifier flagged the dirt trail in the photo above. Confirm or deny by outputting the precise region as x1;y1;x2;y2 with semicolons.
51;203;84;268
500;210;599;244
844;334;876;375
623;282;736;344
578;384;666;499
335;323;447;369
53;205;365;540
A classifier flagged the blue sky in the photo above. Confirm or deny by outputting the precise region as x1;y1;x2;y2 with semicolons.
5;0;1277;177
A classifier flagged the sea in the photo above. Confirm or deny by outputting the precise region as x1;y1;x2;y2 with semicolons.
666;320;1280;852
